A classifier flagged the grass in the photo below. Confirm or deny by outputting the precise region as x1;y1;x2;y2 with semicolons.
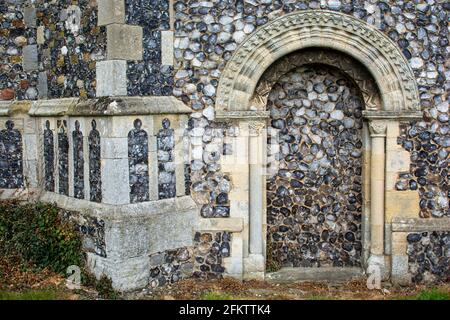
393;288;450;300
0;289;69;300
200;291;234;300
414;288;450;300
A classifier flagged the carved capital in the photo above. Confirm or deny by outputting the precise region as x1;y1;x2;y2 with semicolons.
248;121;265;136
369;120;387;137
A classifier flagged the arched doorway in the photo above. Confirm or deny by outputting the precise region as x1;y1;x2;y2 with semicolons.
266;63;365;269
214;10;422;281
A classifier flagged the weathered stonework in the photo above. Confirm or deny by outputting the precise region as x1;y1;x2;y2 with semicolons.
1;1;449;290
193;231;231;280
72;120;84;199
43;120;55;191
0;120;24;188
57;120;69;196
128;118;150;203
407;231;450;283
266;64;364;268
157;118;176;200
88;120;101;202
148;247;194;289
62;209;107;258
397;121;449;218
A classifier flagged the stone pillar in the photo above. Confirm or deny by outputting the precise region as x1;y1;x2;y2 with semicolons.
245;120;266;278
367;120;387;275
248;121;265;255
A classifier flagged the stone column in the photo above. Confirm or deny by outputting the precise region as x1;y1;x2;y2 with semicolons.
248;121;265;254
367;120;387;275
245;120;266;278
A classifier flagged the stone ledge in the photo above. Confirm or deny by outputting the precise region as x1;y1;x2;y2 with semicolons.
39;191;198;221
216;110;270;120
363;110;423;121
392;217;450;232
0;101;33;116
28;98;79;116
0;188;41;201
27;97;192;117
199;218;244;232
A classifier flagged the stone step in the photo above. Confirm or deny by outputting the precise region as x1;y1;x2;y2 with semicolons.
266;267;365;283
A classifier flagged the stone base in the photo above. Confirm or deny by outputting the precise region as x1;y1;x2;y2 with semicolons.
243;254;265;281
266;267;364;283
87;254;150;292
39;192;199;291
391;255;411;286
366;254;390;281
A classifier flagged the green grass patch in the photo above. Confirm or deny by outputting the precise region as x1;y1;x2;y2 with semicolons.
414;288;450;300
394;288;450;300
0;289;68;300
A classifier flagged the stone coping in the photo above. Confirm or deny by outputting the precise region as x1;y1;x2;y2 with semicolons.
0;188;41;201
199;218;244;232
216;110;270;120
37;192;199;221
392;217;450;232
0;96;193;117
363;110;423;121
0;101;32;116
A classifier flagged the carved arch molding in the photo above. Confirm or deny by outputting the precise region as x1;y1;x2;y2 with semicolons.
251;48;382;111
216;10;420;113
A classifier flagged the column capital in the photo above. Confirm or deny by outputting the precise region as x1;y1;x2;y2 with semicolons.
369;120;387;137
248;120;266;136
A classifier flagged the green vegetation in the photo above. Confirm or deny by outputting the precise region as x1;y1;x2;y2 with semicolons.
413;288;450;300
0;201;119;300
0;289;68;300
0;201;83;275
93;275;120;300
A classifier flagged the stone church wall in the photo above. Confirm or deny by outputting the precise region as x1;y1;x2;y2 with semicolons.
0;1;449;289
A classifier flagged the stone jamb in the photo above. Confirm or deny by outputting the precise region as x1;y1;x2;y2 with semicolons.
367;119;388;277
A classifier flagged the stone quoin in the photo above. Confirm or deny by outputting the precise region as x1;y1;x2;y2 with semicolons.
0;1;448;291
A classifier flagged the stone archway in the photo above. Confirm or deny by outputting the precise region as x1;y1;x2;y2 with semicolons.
216;10;419;114
215;10;422;280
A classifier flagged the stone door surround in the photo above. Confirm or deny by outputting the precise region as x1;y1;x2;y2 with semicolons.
215;10;422;280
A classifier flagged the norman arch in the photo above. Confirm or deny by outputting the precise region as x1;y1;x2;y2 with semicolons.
216;10;420;114
215;10;423;281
